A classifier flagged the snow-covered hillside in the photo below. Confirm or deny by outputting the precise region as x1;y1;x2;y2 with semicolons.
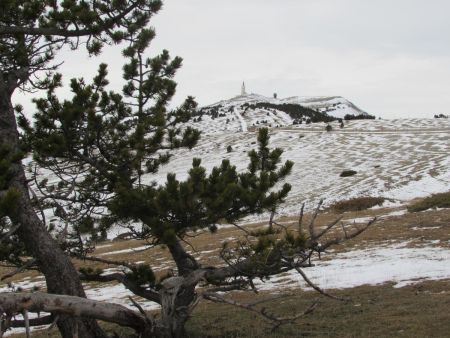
186;93;371;135
279;95;367;118
155;118;450;219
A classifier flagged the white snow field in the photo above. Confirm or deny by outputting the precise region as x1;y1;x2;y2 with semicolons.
256;242;450;292
153;118;450;218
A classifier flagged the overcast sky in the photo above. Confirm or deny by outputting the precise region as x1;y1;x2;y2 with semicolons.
16;0;450;118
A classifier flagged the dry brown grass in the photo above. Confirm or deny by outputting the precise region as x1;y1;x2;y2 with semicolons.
9;279;450;337
3;201;450;337
330;197;385;213
407;191;450;212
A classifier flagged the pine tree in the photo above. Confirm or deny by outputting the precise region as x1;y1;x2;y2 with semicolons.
0;1;166;337
21;20;296;332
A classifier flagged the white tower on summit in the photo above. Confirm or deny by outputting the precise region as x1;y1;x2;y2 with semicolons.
241;82;247;96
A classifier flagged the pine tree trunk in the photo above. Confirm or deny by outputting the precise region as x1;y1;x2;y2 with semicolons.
0;79;107;338
160;280;196;338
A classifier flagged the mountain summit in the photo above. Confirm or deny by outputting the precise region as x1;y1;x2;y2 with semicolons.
188;92;372;134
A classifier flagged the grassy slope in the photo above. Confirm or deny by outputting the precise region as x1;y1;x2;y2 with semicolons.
9;280;450;337
5;202;450;337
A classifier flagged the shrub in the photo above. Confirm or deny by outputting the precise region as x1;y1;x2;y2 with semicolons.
332;197;385;213
226;145;233;153
340;170;357;177
325;124;332;132
407;191;450;212
434;114;449;119
344;113;375;120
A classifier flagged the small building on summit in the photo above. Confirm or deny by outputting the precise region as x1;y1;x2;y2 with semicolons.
241;82;247;96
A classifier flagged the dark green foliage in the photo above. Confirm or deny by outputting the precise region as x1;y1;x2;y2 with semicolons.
0;188;20;218
340;170;357;177
226;145;233;153
0;145;22;218
242;102;335;123
0;0;164;77
325;124;332;132
23;25;200;242
110;128;293;243
0;146;22;189
126;264;156;287
0;233;27;267
1;0;179;261
407;191;450;212
0;146;26;263
331;197;385;213
434;114;449;119
344;113;375;120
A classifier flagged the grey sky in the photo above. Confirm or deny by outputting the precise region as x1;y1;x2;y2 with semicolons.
15;0;450;118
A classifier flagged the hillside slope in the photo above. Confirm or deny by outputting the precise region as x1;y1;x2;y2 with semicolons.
155;118;450;218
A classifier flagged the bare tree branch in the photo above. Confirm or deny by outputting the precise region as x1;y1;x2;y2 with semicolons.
0;292;149;332
308;199;323;241
1;259;37;281
294;266;346;301
80;255;135;270
320;217;377;251
203;291;318;331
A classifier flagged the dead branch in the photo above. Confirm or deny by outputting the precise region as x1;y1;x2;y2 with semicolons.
313;216;343;240
1;259;37;281
308;199;323;240
0;292;149;332
203;291;317;331
231;222;251;235
294;266;346;301
128;296;155;330
320;217;377;251
80;255;135;269
298;203;305;235
22;310;30;338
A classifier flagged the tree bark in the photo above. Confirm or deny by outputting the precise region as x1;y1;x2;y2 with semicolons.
167;240;199;276
159;273;202;338
0;292;147;331
0;78;107;338
158;241;201;337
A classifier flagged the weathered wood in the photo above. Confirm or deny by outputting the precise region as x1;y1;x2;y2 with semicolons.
0;292;147;331
159;274;202;338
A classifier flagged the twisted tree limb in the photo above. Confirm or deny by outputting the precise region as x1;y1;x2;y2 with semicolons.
0;292;149;332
